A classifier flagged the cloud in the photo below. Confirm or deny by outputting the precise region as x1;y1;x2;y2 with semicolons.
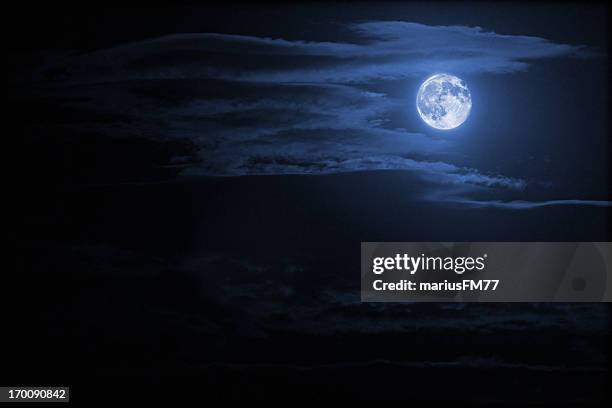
24;21;599;204
35;22;588;85
56;243;610;338
445;199;612;209
45;77;524;195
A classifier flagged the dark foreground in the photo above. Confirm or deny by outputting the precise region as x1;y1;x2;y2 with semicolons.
9;174;611;404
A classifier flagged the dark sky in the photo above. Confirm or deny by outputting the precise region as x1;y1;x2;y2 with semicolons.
12;1;610;208
10;2;610;50
9;2;612;403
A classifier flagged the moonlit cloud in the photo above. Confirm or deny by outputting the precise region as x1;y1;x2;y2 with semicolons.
46;77;526;197
24;21;598;204
35;22;588;85
447;199;612;209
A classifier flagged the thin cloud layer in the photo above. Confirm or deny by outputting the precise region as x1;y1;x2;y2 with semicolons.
35;21;587;84
449;199;612;209
46;78;526;196
24;21;600;206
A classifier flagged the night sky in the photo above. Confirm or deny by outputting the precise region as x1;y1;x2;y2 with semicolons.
9;1;611;404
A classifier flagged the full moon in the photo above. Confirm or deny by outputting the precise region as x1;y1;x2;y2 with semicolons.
417;73;472;130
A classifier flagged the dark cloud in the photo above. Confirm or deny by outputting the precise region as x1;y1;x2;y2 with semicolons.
31;70;527;200
36;22;587;84
446;199;612;209
57;243;610;338
24;21;600;204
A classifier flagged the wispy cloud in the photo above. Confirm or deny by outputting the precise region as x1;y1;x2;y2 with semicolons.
36;22;588;85
25;21;599;205
447;199;612;209
48;77;526;195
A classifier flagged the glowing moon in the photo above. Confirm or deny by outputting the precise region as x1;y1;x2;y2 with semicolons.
417;73;471;130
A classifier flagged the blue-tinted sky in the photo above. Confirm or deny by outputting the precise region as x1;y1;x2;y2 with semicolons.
10;4;611;402
18;2;609;209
